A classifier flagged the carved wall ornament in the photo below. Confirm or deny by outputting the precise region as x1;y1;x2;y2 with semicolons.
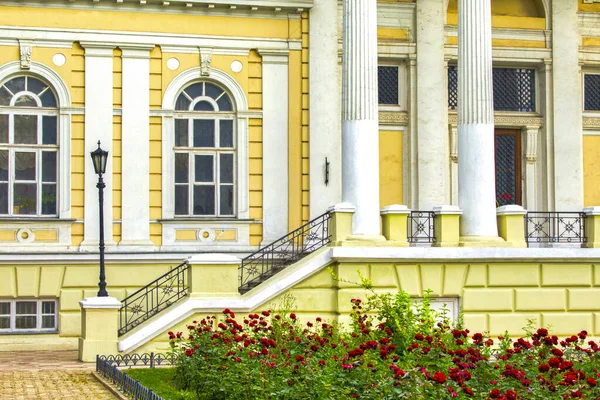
378;111;409;125
447;113;543;128
199;48;213;76
524;126;539;163
449;124;458;162
19;41;33;70
583;116;600;129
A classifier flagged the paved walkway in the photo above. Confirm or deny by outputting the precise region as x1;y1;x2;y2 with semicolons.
0;351;117;400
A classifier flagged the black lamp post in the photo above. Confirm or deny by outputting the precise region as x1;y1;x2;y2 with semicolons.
90;141;109;297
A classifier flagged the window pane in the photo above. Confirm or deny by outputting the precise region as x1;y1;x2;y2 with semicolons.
205;83;224;100
175;153;189;183
195;155;214;183
175;94;190;111
193;185;215;215
175;119;188;147
14;183;37;215
0;183;7;214
217;95;232;112
14;115;38;144
0;302;9;315
14;95;37;107
15;152;36;180
15;316;36;329
220;120;233;148
220;154;234;184
42;184;57;215
0;317;8;329
15;152;35;181
193;120;215;147
42;315;55;329
185;83;203;99
220;185;234;216
5;77;25;94
0;114;7;143
40;90;57;108
42;152;57;182
27;77;47;95
378;66;399;105
0;150;7;180
42;116;57;145
16;301;36;314
0;86;11;106
42;301;55;314
194;101;214;111
175;186;188;215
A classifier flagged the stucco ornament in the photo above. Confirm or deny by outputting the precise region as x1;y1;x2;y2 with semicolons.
19;41;32;70
200;48;213;76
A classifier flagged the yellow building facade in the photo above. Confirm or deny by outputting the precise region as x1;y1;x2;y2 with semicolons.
3;0;600;356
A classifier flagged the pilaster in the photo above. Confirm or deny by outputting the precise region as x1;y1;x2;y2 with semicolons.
416;0;449;209
119;45;154;249
457;0;501;242
259;49;289;245
341;0;381;236
309;0;342;218
552;1;583;210
81;44;116;249
523;126;539;211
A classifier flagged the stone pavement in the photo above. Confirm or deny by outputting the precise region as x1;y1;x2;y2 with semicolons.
0;350;117;400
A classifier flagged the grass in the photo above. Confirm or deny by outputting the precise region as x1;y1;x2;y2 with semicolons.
124;367;194;400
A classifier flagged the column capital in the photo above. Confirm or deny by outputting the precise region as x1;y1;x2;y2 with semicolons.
119;44;154;59
80;42;116;57
257;49;290;64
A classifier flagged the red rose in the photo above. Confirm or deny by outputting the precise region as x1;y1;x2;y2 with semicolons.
588;377;597;387
432;371;446;384
489;389;502;398
290;313;297;320
505;390;517;400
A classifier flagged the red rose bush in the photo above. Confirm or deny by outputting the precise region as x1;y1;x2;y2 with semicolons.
169;292;600;399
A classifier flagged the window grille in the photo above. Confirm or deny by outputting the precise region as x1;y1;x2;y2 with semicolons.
447;66;536;112
378;66;399;105
584;74;600;111
495;134;518;207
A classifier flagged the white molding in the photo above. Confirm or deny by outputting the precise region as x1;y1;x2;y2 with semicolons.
496;205;527;216
161;67;250;247
446;26;549;44
80;296;122;309
187;253;240;265
120;47;153;247
161;221;251;248
432;205;462;215
380;204;410;215
327;202;355;214
259;49;289;244
0;61;72;219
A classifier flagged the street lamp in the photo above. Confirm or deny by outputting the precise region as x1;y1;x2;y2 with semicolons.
90;141;109;297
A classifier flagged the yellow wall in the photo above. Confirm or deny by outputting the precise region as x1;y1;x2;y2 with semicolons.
584;136;600;207
301;12;310;224
448;0;545;18
379;130;403;208
580;0;600;13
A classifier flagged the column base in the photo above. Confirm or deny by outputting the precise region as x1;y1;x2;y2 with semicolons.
458;236;510;248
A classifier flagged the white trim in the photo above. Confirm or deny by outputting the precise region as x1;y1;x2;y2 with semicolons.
432;205;462;215
161;67;250;246
0;298;58;333
380;204;410;215
0;61;71;219
187;253;240;264
584;206;600;216
79;296;122;309
327;202;355;214
496;205;527;216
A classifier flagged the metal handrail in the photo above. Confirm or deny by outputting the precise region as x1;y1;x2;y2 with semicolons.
238;211;331;294
408;211;436;244
525;211;586;246
118;261;189;336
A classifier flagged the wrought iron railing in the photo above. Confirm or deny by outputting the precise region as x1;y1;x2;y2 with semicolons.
96;353;175;400
525;212;586;246
239;211;331;294
119;261;189;336
408;211;436;244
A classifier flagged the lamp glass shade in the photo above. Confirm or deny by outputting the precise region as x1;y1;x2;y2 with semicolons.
90;142;109;175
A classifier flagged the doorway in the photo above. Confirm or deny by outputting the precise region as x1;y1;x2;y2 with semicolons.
495;129;522;207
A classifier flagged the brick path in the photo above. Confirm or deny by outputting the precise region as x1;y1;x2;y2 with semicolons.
0;351;117;400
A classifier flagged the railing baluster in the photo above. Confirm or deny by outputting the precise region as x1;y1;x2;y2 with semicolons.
525;212;586;247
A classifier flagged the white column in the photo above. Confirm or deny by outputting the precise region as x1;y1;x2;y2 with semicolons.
552;1;583;210
523;126;539;210
416;0;449;209
341;0;381;236
309;0;342;218
259;50;289;244
119;45;154;248
457;0;498;238
81;44;115;249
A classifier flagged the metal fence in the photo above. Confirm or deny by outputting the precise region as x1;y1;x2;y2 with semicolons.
525;212;586;246
408;211;436;244
239;211;331;294
119;261;190;336
96;353;176;400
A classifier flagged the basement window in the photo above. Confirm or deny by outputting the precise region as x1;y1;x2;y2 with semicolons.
0;299;57;333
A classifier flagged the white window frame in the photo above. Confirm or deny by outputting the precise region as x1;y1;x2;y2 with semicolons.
162;67;249;221
0;298;58;333
1;77;60;217
0;61;72;219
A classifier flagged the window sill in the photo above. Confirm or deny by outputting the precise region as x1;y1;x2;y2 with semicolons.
159;218;257;224
0;217;75;223
0;330;58;335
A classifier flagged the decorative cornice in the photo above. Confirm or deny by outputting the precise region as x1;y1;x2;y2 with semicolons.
448;113;543;128
379;111;409;126
584;116;600;129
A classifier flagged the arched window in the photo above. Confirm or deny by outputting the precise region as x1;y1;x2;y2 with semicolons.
0;75;58;216
173;81;235;217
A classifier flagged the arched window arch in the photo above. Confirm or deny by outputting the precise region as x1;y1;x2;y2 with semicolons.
0;75;59;216
173;81;236;217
